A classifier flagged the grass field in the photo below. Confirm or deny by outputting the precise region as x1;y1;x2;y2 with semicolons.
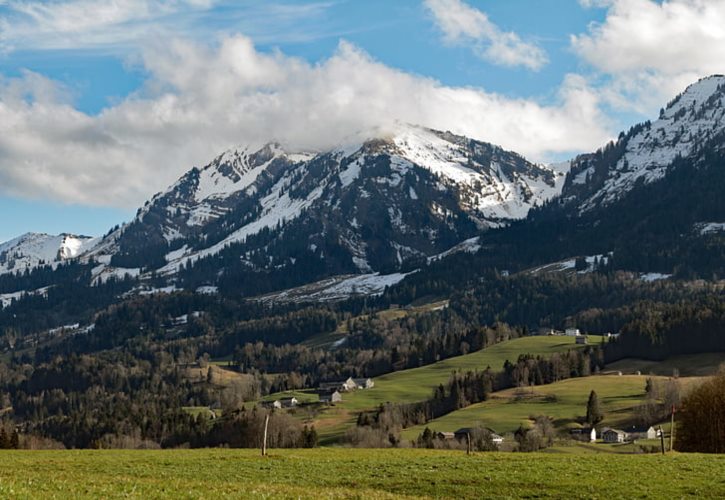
606;353;725;377
402;374;704;439
339;336;605;411
0;448;722;498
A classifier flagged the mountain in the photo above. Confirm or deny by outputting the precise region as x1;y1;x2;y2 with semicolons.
470;76;725;278
74;124;563;294
562;75;725;211
3;77;724;299
0;233;97;276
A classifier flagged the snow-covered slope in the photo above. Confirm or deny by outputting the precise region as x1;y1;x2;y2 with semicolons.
257;272;412;304
0;233;97;276
566;75;725;211
86;124;563;282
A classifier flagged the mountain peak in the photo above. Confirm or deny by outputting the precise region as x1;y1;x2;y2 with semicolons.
0;232;97;276
568;75;725;211
662;74;725;119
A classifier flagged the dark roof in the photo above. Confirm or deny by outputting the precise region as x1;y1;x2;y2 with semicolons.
454;427;475;434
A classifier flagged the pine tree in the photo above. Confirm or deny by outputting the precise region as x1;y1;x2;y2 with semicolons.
586;390;603;425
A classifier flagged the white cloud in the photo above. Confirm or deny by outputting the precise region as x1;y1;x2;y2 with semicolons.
0;0;337;53
0;0;215;52
0;36;611;208
572;0;725;113
424;0;548;70
578;0;613;7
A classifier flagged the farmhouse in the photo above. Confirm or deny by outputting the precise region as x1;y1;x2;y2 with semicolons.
353;378;375;389
319;377;374;393
570;427;597;442
280;397;298;408
261;400;282;409
565;328;581;337
453;427;504;446
602;428;626;443
319;390;342;404
624;425;659;440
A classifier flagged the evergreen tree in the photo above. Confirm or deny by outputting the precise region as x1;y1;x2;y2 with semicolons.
586;390;603;425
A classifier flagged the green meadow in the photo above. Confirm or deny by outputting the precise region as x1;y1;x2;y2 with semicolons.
0;448;723;499
401;374;663;439
339;335;605;410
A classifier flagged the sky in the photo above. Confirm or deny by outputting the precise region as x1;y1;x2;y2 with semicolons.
1;0;724;243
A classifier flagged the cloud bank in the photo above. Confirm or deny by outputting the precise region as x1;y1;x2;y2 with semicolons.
573;0;725;113
0;36;610;208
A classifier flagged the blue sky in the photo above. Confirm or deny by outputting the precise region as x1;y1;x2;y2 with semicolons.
0;0;722;243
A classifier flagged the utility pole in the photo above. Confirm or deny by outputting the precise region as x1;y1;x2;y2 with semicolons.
669;405;676;452
262;414;270;456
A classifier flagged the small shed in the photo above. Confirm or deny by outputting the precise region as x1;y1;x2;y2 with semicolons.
602;428;626;443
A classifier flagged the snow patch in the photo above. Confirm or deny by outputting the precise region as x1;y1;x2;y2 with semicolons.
259;272;412;304
697;222;725;235
640;272;672;282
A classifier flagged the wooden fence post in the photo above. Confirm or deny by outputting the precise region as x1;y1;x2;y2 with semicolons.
669;405;675;452
262;414;270;457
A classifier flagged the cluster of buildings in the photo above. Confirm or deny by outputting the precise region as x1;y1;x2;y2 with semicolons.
318;377;375;404
539;327;621;343
261;377;375;409
261;397;299;410
602;426;661;443
435;428;504;447
571;425;661;443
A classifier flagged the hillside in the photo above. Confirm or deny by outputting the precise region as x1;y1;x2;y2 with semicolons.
339;335;604;410
400;374;698;438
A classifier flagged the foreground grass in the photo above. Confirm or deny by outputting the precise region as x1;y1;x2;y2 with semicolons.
0;448;722;499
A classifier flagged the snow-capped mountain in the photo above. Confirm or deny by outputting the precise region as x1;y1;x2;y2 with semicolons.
2;76;724;298
563;75;725;210
81;124;562;291
0;233;97;275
